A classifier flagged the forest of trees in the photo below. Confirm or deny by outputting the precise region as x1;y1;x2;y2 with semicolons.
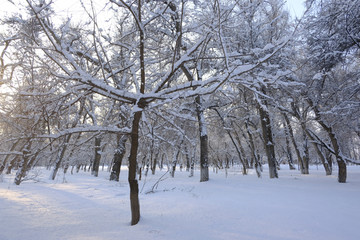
0;0;359;225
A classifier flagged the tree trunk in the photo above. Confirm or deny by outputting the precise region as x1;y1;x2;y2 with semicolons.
64;132;82;174
14;143;31;185
110;135;127;181
258;104;278;178
283;121;296;170
171;138;184;178
185;145;191;172
151;152;158;175
328;129;346;183
304;128;332;175
128;110;142;225
283;114;306;173
301;129;310;174
337;159;347;183
245;120;262;177
308;99;347;183
196;95;209;182
0;139;21;175
51;135;71;180
92;137;102;177
213;108;247;175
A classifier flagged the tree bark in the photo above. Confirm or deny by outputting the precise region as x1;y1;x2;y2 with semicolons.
110;135;127;181
128;110;142;225
308;99;347;183
14;142;32;185
196;95;209;182
51;135;71;180
0;139;21;175
304;129;332;175
151;152;158;175
171;139;183;178
245;120;262;177
301;129;310;174
92;137;102;177
258;104;278;178
283;113;306;173
213;108;247;175
283;121;296;170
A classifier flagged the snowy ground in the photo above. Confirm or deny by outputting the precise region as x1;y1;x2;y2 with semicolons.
1;165;360;240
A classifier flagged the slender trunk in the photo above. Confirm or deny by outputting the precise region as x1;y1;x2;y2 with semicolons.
0;139;21;175
283;114;306;173
110;135;127;181
302;132;310;174
258;104;278;178
144;157;150;177
305;129;332;175
189;148;195;177
234;132;249;173
213;108;247;175
151;152;158;175
328;129;346;182
171;138;183;178
51;98;85;180
245;120;262;177
283;121;296;170
185;145;190;172
14;142;32;185
128;110;142;225
64;133;82;174
6;156;20;174
308;99;346;182
51;135;71;180
6;140;31;174
92;137;102;177
196;95;209;182
192;61;209;181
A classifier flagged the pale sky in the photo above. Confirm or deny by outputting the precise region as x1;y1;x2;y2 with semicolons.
285;0;306;18
2;0;306;20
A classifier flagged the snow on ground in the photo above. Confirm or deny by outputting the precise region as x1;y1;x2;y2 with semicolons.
1;165;360;240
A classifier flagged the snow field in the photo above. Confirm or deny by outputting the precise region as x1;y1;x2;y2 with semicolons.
1;165;360;240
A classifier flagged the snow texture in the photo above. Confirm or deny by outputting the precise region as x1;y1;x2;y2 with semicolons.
1;165;360;240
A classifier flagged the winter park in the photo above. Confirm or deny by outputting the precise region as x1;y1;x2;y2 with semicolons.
0;0;359;240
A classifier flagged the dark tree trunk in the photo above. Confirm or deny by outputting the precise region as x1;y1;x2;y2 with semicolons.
110;135;127;181
213;108;247;175
185;145;191;172
171;138;183;178
64;133;82;174
14;142;32;185
151;152;158;175
92;137;102;177
0;139;21;175
283;121;296;170
304;129;332;175
283;114;306;173
308;99;347;183
301;130;310;174
245;120;262;177
328;130;347;183
128;110;142;225
258;104;278;178
196;95;209;182
51;135;71;180
337;159;347;183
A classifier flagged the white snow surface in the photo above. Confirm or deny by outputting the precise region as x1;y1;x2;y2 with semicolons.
1;165;360;240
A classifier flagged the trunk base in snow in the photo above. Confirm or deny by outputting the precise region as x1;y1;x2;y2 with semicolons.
129;179;140;225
